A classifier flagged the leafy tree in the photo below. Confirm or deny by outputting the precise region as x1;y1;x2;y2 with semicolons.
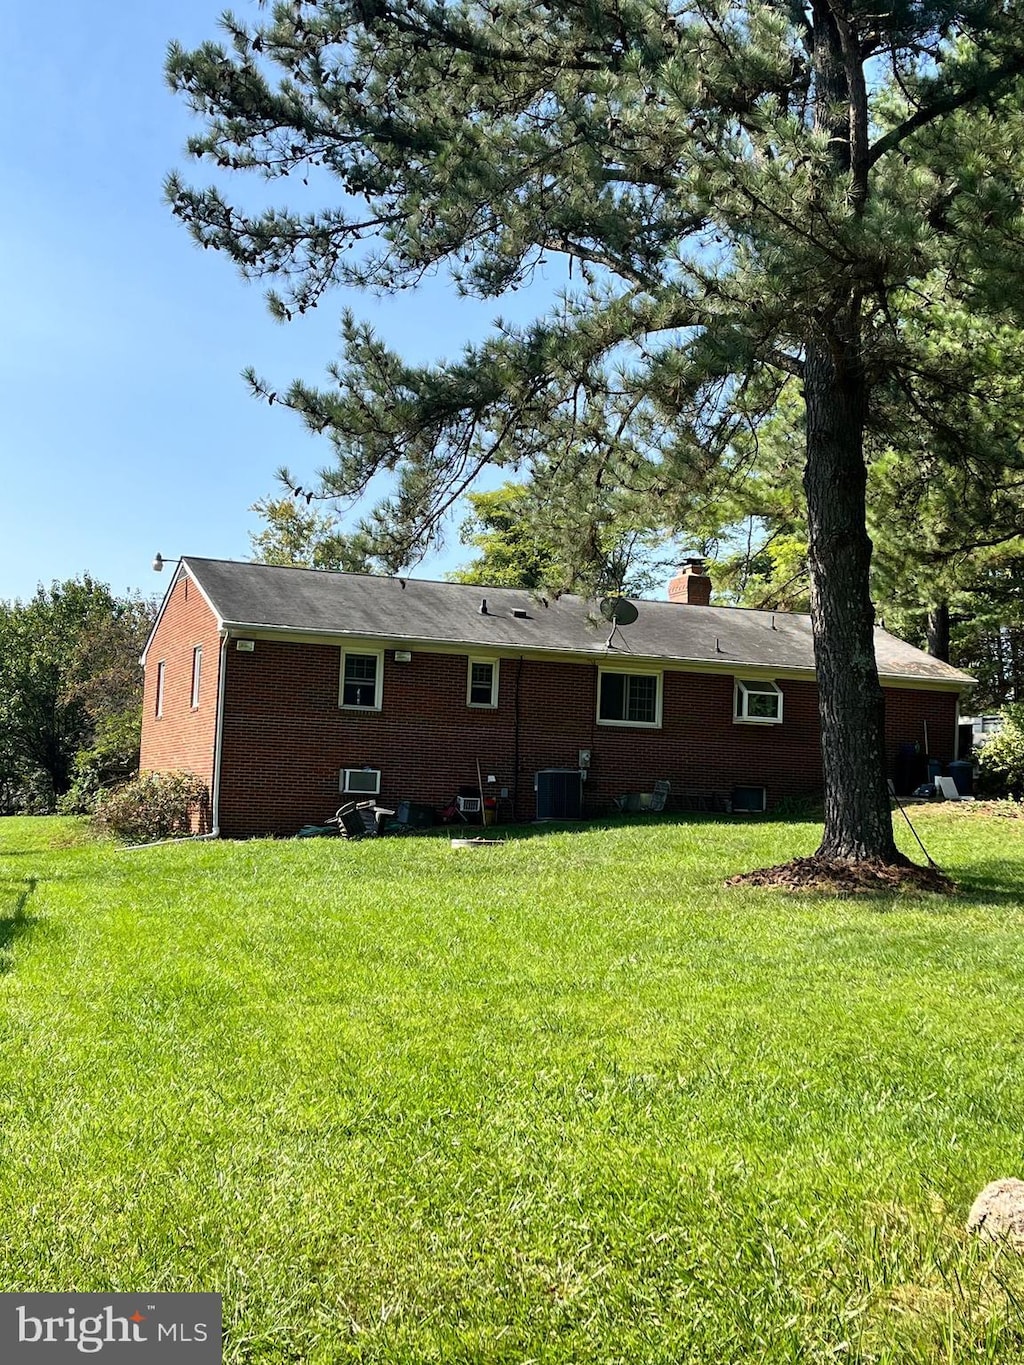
249;492;374;570
58;711;149;816
976;704;1024;797
167;1;1024;866
0;579;154;812
448;485;557;590
454;477;673;594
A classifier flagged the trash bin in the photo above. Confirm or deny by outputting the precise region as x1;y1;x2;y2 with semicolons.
396;800;435;828
895;742;925;796
947;760;973;796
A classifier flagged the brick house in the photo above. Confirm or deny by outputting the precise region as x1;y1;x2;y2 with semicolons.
139;556;973;838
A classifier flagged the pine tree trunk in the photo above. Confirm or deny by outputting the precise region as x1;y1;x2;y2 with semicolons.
803;331;903;863
1009;627;1023;703
927;601;951;662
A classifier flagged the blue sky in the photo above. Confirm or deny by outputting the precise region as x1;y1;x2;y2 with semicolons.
0;1;552;604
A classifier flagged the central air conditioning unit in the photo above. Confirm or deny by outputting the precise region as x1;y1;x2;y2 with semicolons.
341;768;381;796
534;769;584;820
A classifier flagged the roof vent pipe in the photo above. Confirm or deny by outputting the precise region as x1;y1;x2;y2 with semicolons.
479;597;489;615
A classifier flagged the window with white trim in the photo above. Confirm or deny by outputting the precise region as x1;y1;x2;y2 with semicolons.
734;678;783;724
191;645;202;710
155;661;166;719
340;649;383;709
597;669;661;727
467;657;499;708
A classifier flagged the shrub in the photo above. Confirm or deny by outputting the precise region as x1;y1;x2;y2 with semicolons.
976;705;1024;799
58;711;142;815
1;768;54;816
94;770;209;844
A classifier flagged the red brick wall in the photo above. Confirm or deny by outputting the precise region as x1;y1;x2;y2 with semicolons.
218;641;521;837
883;685;959;793
139;575;221;823
883;685;958;766
209;639;960;836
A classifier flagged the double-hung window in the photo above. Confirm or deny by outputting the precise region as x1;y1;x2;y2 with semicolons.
597;669;661;727
467;657;499;708
340;649;383;710
734;678;783;724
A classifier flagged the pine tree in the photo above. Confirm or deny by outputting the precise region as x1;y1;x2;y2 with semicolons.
167;0;1024;865
695;286;1024;703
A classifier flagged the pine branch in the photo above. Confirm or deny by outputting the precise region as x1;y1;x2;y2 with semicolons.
868;47;1024;168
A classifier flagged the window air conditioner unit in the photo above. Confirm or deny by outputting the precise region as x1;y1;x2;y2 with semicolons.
455;796;482;816
341;768;381;796
731;785;766;813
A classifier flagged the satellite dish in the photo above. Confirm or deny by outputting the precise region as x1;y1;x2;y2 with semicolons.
599;597;639;626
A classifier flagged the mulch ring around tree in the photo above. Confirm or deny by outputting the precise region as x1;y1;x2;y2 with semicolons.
726;857;956;895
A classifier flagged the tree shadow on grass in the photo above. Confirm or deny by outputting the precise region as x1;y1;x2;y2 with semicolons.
0;876;39;973
940;863;1024;909
845;861;1023;913
432;811;764;841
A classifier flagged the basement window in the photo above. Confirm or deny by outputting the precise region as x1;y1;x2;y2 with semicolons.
597;669;662;727
467;657;499;708
340;650;383;710
734;678;783;724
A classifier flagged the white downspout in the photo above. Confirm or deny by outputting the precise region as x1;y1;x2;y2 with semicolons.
210;630;229;837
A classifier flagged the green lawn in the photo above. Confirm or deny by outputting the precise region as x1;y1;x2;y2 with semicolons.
2;808;1023;1363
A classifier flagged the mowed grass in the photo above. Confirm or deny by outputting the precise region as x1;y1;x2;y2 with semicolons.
1;809;1024;1363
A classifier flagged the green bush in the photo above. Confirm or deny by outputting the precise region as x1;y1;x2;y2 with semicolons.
57;711;142;815
1;769;54;816
976;705;1024;798
94;770;209;844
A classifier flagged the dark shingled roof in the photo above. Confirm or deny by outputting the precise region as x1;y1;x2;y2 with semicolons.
177;556;973;687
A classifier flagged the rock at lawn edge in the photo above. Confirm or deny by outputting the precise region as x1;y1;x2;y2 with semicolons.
967;1179;1024;1247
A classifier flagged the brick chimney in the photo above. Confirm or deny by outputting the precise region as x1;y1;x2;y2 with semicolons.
668;558;712;606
